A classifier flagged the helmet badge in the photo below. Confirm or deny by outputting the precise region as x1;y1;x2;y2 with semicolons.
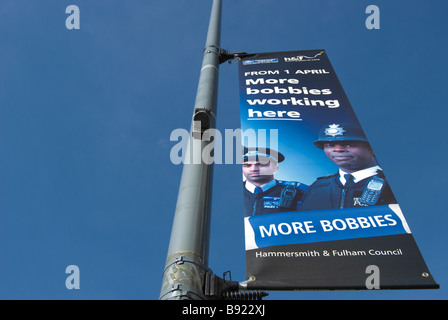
324;124;346;137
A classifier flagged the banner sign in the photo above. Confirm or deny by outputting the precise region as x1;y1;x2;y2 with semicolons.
238;50;438;290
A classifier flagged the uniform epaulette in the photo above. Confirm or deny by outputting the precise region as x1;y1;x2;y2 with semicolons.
277;180;298;187
277;180;308;191
316;173;338;180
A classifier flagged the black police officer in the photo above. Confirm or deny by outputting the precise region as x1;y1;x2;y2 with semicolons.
242;147;307;217
299;124;397;211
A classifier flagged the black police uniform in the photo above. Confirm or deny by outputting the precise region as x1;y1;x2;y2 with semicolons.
299;123;396;211
299;169;396;211
244;180;307;217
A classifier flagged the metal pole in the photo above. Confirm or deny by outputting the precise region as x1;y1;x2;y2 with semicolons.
159;0;222;300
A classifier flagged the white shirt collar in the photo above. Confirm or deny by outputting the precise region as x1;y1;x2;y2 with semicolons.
339;165;382;185
245;179;277;193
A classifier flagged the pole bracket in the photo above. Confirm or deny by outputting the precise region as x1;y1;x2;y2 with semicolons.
218;50;255;64
204;271;269;300
204;45;255;64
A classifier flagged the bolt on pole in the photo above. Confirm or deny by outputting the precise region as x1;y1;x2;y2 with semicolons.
159;0;222;300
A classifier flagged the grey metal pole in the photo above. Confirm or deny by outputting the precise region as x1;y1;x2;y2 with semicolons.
159;0;222;300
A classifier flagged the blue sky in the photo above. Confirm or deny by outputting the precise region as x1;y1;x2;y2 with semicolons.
0;0;447;300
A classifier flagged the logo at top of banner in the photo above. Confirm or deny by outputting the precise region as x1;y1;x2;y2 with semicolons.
243;58;279;65
284;51;324;62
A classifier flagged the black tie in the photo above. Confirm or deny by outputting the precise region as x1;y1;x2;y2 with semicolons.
344;174;355;188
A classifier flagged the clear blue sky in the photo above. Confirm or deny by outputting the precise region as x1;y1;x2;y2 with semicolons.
0;0;447;300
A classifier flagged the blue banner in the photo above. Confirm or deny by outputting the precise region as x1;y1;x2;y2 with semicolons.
238;50;438;290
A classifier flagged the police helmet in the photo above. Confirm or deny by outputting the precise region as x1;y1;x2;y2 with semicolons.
313;123;369;149
242;147;285;163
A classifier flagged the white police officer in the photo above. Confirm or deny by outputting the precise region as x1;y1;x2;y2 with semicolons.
242;147;307;217
299;124;397;211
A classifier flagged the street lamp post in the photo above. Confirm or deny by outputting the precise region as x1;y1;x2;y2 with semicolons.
159;0;224;300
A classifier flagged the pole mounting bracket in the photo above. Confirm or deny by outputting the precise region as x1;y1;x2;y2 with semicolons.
204;45;255;64
218;49;255;64
204;270;269;300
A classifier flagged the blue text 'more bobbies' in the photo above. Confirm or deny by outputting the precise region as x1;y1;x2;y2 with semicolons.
244;204;411;250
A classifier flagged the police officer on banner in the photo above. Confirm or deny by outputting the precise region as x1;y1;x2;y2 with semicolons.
299;123;397;211
242;147;307;217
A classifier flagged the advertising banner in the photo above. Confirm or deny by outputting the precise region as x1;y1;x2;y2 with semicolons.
238;50;438;290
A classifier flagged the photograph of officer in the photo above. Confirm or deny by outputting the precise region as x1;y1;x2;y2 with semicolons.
299;123;397;211
243;147;307;217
